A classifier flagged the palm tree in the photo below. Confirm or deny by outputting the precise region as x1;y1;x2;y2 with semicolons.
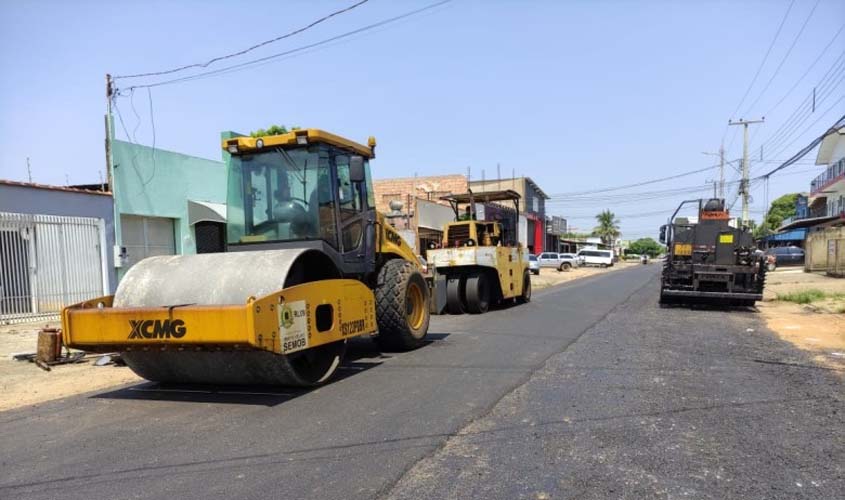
593;210;620;246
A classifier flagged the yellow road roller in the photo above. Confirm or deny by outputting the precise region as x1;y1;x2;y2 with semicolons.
62;128;430;386
427;190;530;314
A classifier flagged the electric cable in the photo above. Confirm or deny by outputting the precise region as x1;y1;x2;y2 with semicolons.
723;0;797;152
545;163;720;198
113;0;370;79
118;0;453;91
741;0;822;118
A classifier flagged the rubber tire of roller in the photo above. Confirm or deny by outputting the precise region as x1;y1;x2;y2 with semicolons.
375;259;430;351
465;272;490;314
517;270;531;304
446;275;466;314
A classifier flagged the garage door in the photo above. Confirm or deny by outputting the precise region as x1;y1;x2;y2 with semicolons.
121;215;175;270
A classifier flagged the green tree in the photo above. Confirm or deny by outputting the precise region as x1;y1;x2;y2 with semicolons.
628;237;664;257
592;210;620;246
250;125;301;137
764;193;799;230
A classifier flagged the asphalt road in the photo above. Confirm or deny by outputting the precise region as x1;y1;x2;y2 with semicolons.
1;265;842;500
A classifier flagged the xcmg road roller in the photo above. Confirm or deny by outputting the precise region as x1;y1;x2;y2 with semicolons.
62;128;430;386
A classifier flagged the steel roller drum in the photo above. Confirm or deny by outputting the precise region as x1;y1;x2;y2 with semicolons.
115;249;345;386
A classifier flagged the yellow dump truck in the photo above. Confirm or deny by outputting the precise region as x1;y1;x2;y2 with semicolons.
427;190;530;314
62;128;430;386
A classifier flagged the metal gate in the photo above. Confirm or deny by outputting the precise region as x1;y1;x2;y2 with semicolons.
0;212;107;324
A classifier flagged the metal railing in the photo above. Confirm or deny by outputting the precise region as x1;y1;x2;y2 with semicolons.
810;157;845;195
1;212;108;324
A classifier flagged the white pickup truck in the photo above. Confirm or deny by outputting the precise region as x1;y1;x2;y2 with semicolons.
537;252;580;271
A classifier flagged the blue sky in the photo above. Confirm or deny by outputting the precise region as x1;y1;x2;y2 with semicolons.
1;0;843;239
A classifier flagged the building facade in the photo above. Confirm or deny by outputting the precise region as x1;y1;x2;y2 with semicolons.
810;127;845;218
373;174;468;253
111;139;227;279
469;177;550;253
0;180;115;323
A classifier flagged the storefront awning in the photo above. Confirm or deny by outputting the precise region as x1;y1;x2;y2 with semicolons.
187;200;227;225
761;228;807;242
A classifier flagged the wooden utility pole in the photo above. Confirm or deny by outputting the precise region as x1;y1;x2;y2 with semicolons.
728;118;764;226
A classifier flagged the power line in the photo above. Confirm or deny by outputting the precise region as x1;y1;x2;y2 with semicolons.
113;0;370;80
762;113;845;178
722;0;796;146
751;52;845;155
741;0;822;117
765;98;845;166
546;179;749;206
762;24;845;118
545;163;719;198
119;0;452;91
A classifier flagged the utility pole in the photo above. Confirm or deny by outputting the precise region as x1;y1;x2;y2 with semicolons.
105;74;114;190
718;145;725;199
26;157;32;183
728;118;764;226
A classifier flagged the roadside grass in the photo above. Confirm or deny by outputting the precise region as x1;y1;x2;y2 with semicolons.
776;288;845;304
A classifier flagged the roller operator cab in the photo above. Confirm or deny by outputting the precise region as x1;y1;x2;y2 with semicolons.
62;129;429;387
426;190;531;315
659;198;767;307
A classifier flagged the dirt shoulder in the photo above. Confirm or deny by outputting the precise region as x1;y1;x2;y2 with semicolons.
756;268;845;371
0;320;141;412
531;261;638;290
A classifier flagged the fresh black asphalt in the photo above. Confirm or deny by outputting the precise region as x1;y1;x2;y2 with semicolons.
0;265;841;499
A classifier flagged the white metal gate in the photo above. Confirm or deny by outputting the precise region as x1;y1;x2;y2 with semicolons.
0;212;108;324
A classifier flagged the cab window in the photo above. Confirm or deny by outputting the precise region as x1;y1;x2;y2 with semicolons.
335;155;367;252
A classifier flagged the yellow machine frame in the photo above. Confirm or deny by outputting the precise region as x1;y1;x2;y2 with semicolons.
223;128;376;158
62;279;376;354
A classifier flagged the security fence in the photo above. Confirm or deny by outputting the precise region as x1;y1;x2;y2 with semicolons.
0;212;108;324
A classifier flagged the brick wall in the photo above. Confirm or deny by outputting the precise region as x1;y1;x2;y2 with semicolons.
373;174;467;215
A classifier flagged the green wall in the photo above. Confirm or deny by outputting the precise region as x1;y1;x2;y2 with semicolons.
112;139;226;257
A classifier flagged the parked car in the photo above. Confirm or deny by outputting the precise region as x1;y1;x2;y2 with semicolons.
764;246;805;271
577;249;614;268
537;252;578;271
528;254;540;275
560;252;584;266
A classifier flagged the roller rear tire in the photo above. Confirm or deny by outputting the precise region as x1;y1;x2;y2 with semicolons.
375;260;430;351
446;275;466;314
465;273;491;314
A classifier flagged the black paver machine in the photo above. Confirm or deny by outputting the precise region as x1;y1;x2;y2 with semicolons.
659;198;766;306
